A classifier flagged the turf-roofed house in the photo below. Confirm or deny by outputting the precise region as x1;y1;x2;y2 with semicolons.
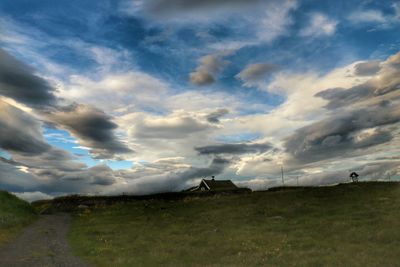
191;176;241;192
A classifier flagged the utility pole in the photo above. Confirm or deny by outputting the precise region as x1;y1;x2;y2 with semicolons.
296;176;299;187
281;165;284;186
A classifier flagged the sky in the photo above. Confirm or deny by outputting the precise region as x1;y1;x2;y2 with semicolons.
0;0;400;202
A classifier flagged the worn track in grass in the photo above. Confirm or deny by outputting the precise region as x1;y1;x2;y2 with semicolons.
0;213;88;267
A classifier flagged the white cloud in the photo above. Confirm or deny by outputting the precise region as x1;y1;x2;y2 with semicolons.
165;91;244;113
118;111;216;162
61;72;169;114
123;0;298;46
0;17;134;78
128;111;213;140
2;4;399;196
229;61;364;135
300;13;337;37
223;61;376;177
349;10;386;24
256;0;298;43
394;3;400;20
68;41;132;73
348;5;400;28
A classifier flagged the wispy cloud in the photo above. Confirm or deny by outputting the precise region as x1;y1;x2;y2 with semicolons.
300;13;337;37
348;4;400;28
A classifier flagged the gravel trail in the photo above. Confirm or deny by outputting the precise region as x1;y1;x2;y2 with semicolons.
0;214;89;267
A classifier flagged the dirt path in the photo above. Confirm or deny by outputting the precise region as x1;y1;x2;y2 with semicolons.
0;213;89;267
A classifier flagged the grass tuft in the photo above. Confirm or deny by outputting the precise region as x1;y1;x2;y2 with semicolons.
0;191;37;246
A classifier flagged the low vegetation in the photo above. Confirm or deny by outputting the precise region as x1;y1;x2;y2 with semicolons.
68;182;400;266
0;191;37;246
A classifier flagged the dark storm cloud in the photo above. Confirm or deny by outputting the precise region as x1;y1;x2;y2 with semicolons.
60;164;116;186
316;52;400;110
0;100;50;155
284;104;400;163
0;49;131;160
315;84;374;110
181;157;230;180
206;108;229;123
0;160;42;193
353;161;399;179
190;70;215;85
45;104;132;159
0;100;123;194
0;155;116;195
190;54;227;86
0;156;22;166
116;157;231;195
12;147;86;172
33;165;116;191
0;146;90;193
0;100;112;194
236;63;279;83
354;61;381;76
0;48;57;108
195;142;271;155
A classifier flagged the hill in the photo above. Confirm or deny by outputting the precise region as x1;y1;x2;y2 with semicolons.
0;191;37;246
33;188;251;213
66;182;400;266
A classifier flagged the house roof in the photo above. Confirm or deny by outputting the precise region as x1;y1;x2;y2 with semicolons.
202;179;238;190
350;172;359;177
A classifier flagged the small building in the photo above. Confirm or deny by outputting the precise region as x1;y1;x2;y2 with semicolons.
192;176;239;192
350;172;359;182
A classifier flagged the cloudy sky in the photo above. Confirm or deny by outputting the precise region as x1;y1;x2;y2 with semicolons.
1;0;399;201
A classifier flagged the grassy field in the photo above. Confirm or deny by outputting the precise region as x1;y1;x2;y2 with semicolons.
0;191;37;246
68;182;400;267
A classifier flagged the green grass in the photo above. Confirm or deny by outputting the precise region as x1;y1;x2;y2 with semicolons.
0;191;37;246
69;182;400;267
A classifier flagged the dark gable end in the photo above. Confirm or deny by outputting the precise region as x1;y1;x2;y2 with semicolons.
202;179;238;190
199;180;210;190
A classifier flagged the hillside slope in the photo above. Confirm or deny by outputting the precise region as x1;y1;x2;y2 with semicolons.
0;191;37;246
69;182;400;267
